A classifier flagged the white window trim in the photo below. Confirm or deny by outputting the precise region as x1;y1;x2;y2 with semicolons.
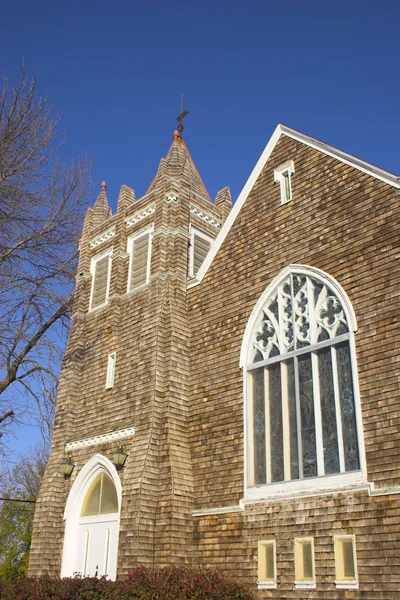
126;225;153;293
242;264;367;502
334;535;358;589
89;248;113;312
274;159;294;204
294;537;316;589
105;352;116;389
189;225;214;278
257;540;277;589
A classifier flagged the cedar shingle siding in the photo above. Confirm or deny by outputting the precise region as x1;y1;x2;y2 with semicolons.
29;128;400;598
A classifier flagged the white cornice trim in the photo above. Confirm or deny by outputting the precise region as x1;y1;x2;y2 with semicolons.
153;226;190;239
193;504;244;517
189;204;221;229
65;426;135;451
188;124;400;289
125;203;156;228
89;227;116;249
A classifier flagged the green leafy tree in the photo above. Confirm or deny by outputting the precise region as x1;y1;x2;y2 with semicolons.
0;445;47;580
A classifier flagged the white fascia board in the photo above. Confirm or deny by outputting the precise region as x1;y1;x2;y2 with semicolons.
188;124;400;289
280;125;400;189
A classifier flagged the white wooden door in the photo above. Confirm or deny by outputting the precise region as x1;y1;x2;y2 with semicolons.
77;517;119;579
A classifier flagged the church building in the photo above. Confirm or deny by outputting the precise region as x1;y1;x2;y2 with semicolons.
29;124;400;599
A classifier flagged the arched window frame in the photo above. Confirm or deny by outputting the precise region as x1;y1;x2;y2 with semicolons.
241;265;367;501
61;454;122;578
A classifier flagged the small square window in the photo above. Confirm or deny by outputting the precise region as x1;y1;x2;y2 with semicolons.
334;535;358;589
274;160;295;204
294;538;315;589
105;352;116;389
257;540;276;589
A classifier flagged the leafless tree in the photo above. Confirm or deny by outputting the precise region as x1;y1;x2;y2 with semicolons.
0;69;92;444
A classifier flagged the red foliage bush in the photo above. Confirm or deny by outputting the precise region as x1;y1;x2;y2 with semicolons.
0;566;256;600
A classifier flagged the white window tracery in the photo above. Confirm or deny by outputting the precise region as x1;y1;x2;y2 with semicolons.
245;267;364;495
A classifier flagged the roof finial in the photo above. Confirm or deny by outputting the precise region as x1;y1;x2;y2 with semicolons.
176;95;188;138
101;181;107;191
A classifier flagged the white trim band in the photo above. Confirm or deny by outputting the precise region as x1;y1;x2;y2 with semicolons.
125;204;156;228
189;204;222;229
89;228;116;249
65;427;135;451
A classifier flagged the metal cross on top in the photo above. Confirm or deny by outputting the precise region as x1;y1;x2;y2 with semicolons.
176;96;189;137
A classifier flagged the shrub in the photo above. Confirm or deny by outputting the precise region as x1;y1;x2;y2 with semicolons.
0;566;256;600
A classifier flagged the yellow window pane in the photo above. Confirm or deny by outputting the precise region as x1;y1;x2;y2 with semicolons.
99;473;119;514
295;539;314;581
258;541;275;581
81;474;102;516
335;537;356;580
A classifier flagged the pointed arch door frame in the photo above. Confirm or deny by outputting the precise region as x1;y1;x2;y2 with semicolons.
61;454;122;579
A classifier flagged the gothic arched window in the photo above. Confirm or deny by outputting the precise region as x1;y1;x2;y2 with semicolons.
243;266;365;496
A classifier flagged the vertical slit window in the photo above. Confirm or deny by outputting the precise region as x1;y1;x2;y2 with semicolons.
106;352;116;389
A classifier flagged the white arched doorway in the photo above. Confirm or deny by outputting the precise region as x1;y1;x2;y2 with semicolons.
61;454;121;580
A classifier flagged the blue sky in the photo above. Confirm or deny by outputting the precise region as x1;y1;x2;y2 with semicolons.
1;0;400;450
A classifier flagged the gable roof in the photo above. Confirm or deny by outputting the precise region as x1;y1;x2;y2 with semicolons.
188;123;400;289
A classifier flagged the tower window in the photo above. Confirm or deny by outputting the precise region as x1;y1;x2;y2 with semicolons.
90;250;112;311
127;227;153;291
274;160;294;204
190;227;213;277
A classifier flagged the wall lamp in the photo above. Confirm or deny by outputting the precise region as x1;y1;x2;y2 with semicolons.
112;447;128;470
60;457;75;479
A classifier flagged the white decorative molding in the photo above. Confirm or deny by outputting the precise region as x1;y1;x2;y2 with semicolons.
125;203;156;228
192;504;244;517
65;426;135;451
152;226;190;239
166;192;179;204
189;204;221;229
111;250;129;260
369;484;400;496
89;227;116;249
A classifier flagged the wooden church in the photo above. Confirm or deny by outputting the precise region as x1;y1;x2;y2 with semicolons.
29;123;400;599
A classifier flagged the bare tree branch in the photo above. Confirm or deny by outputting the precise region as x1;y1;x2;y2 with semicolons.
0;67;92;446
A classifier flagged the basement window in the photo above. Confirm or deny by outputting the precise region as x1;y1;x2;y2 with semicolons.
257;540;277;589
105;352;116;389
294;538;315;589
334;535;358;589
274;160;294;204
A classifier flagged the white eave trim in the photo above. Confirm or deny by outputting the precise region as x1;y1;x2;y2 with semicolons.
65;426;135;451
188;124;400;289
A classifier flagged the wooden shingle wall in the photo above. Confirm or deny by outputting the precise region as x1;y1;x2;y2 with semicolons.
188;135;400;597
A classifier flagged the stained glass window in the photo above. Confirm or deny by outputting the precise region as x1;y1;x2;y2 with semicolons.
247;269;361;487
